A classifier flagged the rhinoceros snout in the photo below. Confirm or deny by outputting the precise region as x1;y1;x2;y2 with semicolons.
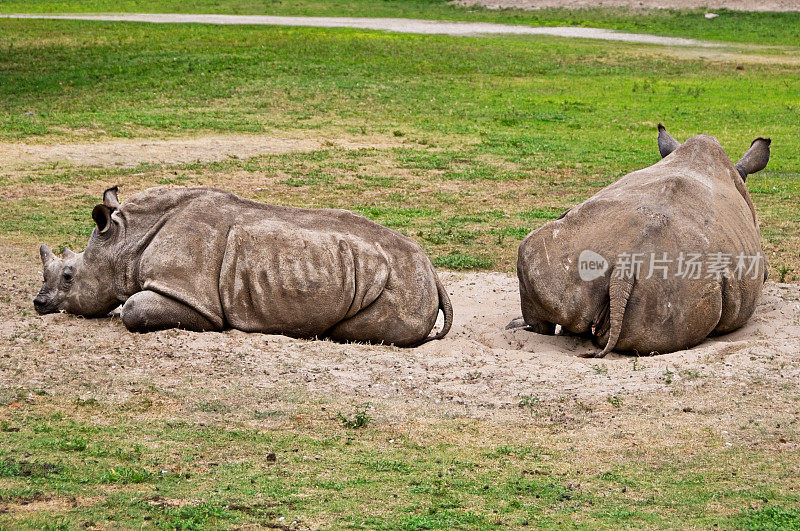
33;295;55;314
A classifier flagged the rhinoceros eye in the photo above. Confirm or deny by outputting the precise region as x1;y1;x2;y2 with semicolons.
62;267;74;283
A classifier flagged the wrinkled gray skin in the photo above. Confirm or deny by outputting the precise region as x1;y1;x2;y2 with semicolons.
34;187;453;347
511;125;770;356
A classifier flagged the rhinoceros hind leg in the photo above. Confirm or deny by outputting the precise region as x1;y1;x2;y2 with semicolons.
506;315;555;335
121;290;221;333
505;316;527;330
592;299;610;340
579;349;607;359
327;289;435;347
559;327;592;338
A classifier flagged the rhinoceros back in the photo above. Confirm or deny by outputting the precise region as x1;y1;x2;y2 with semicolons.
219;221;390;337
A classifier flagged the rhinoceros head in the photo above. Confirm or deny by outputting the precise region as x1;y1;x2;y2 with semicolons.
34;187;122;317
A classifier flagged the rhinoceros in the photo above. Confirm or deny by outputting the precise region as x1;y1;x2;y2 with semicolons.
34;186;452;347
510;125;770;356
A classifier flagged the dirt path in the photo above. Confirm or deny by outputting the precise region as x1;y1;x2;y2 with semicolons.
0;13;720;46
0;133;402;170
454;0;800;12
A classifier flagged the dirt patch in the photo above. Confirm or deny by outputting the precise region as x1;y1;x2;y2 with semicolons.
0;494;93;514
1;241;798;422
0;133;402;170
453;0;800;12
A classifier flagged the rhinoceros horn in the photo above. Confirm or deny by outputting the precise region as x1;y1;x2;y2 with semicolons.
39;244;56;266
62;247;77;260
735;138;771;182
657;123;681;158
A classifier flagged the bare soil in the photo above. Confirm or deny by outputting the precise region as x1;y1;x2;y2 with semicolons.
0;133;402;170
2;240;799;424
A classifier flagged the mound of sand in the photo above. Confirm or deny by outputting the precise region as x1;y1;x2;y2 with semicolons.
2;258;798;420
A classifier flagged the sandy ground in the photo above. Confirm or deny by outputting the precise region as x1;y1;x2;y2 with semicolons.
2;239;799;421
0;14;720;46
454;0;800;11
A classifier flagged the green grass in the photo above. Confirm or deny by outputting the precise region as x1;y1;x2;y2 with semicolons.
2;0;800;47
0;397;798;528
1;20;798;172
0;17;798;272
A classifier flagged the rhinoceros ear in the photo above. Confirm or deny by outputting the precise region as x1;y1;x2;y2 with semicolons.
735;138;770;182
92;204;114;235
657;123;681;158
39;244;56;266
103;186;120;209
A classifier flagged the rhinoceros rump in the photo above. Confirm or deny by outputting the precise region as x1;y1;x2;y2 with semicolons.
34;187;452;346
511;126;770;356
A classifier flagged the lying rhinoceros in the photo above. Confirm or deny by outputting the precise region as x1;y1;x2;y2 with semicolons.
34;187;452;347
511;125;770;356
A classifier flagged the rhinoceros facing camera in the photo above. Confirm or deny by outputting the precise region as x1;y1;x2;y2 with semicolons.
512;125;770;356
34;187;452;347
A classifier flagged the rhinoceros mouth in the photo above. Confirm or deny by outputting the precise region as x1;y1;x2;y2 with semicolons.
33;299;59;315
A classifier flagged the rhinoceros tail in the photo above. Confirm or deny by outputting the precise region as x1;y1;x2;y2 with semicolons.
433;274;453;340
412;275;453;346
584;270;634;358
601;272;635;357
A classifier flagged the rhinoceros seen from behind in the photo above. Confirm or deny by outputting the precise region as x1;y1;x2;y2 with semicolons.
34;187;452;347
511;125;770;356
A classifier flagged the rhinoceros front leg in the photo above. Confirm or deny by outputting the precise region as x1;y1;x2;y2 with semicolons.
121;290;222;333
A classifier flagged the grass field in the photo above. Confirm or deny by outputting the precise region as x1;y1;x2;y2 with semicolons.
1;2;800;528
1;392;799;529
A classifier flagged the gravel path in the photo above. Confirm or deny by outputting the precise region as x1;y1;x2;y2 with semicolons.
0;13;720;47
